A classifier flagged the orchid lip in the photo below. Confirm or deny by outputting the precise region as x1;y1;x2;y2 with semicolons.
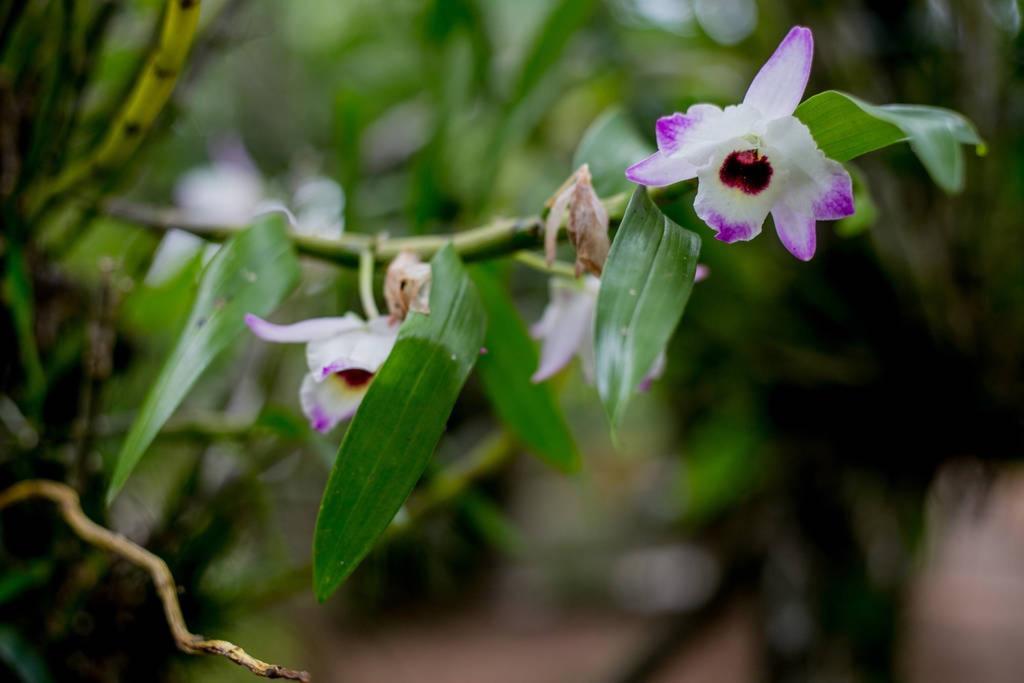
719;149;773;195
336;368;374;388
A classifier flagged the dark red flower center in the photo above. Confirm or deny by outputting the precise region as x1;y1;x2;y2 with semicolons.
336;368;374;388
719;149;773;195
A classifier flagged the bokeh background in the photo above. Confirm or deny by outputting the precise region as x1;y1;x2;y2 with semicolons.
3;0;1024;681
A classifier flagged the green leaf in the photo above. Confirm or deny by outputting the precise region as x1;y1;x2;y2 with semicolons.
107;215;299;502
470;264;579;473
794;91;905;163
595;187;701;429
573;107;654;198
795;90;985;193
313;244;486;601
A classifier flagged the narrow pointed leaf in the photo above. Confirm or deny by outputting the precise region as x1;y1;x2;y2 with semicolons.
595;187;700;429
313;245;486;600
107;215;299;502
795;90;984;193
470;264;579;473
573;108;654;198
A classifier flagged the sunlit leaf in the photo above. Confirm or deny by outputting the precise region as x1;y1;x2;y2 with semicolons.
313;244;486;601
795;90;985;193
573;107;654;198
107;215;299;502
470;264;579;473
595;187;701;429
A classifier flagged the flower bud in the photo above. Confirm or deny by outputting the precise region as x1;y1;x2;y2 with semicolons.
384;251;431;321
544;164;610;277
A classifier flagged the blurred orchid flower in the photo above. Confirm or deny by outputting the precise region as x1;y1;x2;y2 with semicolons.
245;313;399;433
146;138;346;284
532;265;709;386
626;26;854;261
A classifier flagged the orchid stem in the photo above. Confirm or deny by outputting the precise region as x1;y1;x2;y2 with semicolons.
0;480;310;681
513;250;578;279
26;0;202;215
100;184;691;271
358;248;380;319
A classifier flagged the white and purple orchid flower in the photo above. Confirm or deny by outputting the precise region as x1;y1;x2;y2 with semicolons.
626;26;854;261
245;313;399;433
147;138;346;284
532;266;709;387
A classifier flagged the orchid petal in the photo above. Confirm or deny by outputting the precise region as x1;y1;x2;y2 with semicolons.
743;26;814;119
245;313;364;344
693;145;775;243
306;315;399;380
299;373;367;433
771;201;817;261
656;113;700;155
145;229;211;286
531;278;598;383
625;151;698;187
174;163;264;224
637;351;667;393
810;166;855;220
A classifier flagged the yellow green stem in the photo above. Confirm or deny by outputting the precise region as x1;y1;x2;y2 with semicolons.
26;0;202;214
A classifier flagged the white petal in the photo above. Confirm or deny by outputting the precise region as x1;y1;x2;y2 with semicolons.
637;351;667;392
743;26;814;119
625;151;697;188
292;176;346;238
174;163;264;224
693;144;777;243
306;316;400;380
531;277;598;383
246;313;364;344
771;201;817;261
145;229;204;285
763;116;855;223
299;373;367;433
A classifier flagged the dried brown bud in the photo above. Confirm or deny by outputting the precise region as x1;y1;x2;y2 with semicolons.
384;251;431;322
544;164;610;277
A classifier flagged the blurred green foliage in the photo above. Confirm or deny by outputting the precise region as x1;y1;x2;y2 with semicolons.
1;0;1023;681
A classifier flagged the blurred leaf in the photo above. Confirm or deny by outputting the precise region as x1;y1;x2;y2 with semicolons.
3;245;44;410
573;108;654;198
473;0;596;208
0;626;52;683
678;410;765;527
510;0;596;106
0;561;52;605
120;250;203;337
470;264;579;473
460;490;525;556
313;244;486;600
595;187;701;429
795;90;985;193
107;215;300;502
